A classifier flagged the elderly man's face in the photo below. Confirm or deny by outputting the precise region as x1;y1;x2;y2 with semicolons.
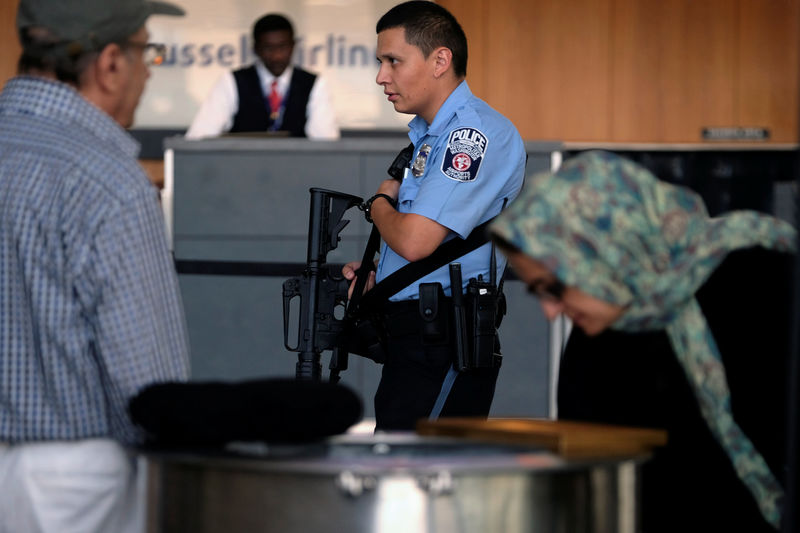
110;27;152;129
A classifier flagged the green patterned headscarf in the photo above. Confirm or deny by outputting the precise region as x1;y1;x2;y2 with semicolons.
489;150;796;528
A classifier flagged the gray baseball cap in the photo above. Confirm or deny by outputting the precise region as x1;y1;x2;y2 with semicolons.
17;0;185;55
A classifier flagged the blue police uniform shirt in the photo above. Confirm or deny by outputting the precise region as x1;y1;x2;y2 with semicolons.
375;81;526;301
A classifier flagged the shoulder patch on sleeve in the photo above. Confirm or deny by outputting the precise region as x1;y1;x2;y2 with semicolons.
440;127;489;182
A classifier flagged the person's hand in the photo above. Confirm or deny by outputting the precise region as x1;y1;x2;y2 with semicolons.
342;261;376;299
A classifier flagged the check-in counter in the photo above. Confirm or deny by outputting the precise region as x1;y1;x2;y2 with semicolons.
164;136;564;419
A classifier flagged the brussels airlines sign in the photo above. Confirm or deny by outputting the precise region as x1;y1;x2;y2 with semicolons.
139;0;407;131
160;34;373;69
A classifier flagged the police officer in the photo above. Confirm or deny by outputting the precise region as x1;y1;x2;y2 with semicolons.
343;1;526;431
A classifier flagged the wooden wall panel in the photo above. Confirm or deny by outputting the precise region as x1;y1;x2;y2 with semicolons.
737;0;799;142
443;0;612;142
610;0;737;142
1;0;21;88
492;0;612;142
442;0;798;143
441;0;489;98
667;0;738;141
3;0;796;143
139;158;165;189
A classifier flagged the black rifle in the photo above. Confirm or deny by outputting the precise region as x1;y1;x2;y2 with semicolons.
282;144;416;382
282;188;363;381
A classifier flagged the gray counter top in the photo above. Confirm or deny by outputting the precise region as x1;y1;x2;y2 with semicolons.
165;135;563;154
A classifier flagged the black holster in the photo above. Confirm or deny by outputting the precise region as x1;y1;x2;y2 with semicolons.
464;277;504;369
417;280;504;371
344;314;387;364
419;282;449;344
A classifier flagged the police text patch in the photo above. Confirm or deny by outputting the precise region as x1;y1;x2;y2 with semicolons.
441;127;488;182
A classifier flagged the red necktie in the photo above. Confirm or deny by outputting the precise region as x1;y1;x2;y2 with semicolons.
269;80;281;120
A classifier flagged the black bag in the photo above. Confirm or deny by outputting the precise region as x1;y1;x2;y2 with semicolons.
129;378;363;447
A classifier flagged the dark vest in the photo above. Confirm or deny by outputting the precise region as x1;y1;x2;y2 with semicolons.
230;65;316;137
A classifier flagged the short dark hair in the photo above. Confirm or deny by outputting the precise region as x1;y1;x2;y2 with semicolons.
18;26;101;84
253;13;294;42
377;1;467;77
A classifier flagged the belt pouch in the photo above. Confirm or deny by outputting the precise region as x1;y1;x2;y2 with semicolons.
419;282;447;344
467;279;499;368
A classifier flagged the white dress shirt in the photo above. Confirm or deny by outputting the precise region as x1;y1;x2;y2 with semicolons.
185;61;340;140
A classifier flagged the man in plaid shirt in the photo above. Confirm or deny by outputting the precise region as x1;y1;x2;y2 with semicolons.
0;1;190;531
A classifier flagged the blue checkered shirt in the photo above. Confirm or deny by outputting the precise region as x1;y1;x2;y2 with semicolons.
0;76;190;445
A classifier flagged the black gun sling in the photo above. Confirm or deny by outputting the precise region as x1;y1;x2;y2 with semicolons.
341;218;497;364
356;217;496;313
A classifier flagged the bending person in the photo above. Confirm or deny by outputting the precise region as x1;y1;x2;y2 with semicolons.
489;150;794;532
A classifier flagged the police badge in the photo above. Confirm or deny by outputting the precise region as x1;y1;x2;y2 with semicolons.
441;127;488;182
411;144;432;177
